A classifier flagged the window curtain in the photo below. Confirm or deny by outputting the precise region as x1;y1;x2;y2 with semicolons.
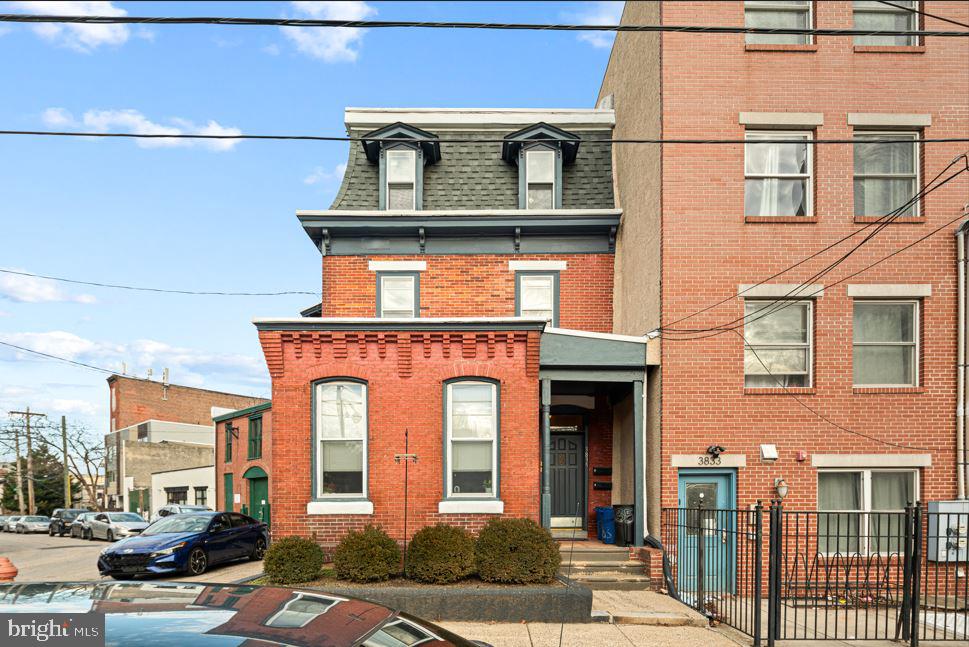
818;472;861;554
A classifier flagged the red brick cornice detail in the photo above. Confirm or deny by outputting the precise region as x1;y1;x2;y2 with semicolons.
258;331;285;379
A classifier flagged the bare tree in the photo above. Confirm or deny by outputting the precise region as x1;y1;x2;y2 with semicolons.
32;420;106;511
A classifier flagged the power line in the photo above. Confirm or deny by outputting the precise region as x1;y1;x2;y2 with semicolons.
0;268;317;297
0;13;966;37
0;340;117;375
877;0;969;30
0;130;966;146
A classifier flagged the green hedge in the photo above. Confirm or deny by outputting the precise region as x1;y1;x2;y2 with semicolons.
333;525;401;582
405;524;476;584
475;518;561;584
263;536;325;585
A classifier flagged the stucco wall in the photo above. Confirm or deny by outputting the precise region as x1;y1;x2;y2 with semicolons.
150;465;215;518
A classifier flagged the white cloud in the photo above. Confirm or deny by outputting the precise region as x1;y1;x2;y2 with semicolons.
282;1;376;62
567;1;624;49
0;268;97;304
41;108;243;152
262;43;280;56
303;162;346;185
8;1;130;52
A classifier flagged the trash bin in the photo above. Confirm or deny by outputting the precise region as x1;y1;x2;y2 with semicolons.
595;506;616;544
614;505;635;547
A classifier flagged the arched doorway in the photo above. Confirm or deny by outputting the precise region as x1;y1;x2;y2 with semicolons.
243;466;269;524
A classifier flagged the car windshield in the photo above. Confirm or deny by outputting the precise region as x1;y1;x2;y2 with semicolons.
141;515;210;535
108;513;144;523
181;506;209;511
25;516;48;522
62;510;82;519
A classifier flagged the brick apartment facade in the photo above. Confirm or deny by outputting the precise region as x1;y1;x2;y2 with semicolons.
254;108;657;550
600;0;969;535
215;402;272;523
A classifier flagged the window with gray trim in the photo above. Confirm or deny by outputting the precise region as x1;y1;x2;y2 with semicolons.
853;132;919;217
744;1;813;45
743;300;812;388
315;381;367;498
385;147;417;210
378;272;418;318
446;380;498;498
525;148;556;209
853;300;918;386
853;1;917;46
516;271;558;325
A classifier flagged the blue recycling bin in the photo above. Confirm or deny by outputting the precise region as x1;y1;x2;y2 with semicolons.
595;506;616;544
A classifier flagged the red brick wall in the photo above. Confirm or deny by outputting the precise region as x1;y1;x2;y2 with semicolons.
321;254;614;333
109;375;268;431
216;408;272;513
259;328;541;549
658;1;969;508
586;394;614;538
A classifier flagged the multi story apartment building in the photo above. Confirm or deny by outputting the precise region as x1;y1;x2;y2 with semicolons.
599;0;969;543
246;108;658;550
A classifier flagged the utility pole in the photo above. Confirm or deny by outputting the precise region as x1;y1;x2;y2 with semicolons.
9;408;46;514
12;424;25;514
61;416;71;507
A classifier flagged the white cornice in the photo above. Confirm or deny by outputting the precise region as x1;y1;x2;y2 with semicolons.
345;107;615;130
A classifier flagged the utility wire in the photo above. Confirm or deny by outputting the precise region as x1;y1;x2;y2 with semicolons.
0;268;317;297
0;13;966;37
0;340;117;375
0;130;965;146
877;0;969;30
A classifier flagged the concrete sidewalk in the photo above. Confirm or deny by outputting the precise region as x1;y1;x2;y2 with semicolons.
439;621;739;647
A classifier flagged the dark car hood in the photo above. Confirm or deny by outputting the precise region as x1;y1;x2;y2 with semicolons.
104;533;202;553
0;582;478;646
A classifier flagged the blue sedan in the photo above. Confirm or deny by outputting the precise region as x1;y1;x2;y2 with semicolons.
98;511;268;579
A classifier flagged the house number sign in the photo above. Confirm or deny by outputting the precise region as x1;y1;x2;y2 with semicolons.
697;455;722;466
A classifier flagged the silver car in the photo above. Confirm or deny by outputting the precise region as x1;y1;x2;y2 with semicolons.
70;512;97;539
16;515;51;534
88;512;148;541
3;516;23;532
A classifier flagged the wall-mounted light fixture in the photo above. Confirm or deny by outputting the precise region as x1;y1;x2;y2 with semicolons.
774;477;789;500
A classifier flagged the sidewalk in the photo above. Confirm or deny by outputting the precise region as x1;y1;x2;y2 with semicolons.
438;621;739;647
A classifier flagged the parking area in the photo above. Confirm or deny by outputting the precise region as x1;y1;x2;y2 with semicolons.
0;530;263;583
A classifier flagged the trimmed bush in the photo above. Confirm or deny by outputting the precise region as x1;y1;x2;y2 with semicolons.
475;518;561;584
333;525;401;582
263;536;325;585
405;524;475;584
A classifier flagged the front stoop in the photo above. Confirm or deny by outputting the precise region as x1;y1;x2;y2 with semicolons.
557;545;651;590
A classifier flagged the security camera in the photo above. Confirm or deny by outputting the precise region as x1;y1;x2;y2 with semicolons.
706;445;726;458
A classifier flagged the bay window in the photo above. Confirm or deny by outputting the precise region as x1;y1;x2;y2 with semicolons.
853;301;918;386
745;131;813;218
854;132;919;218
818;469;917;554
853;1;918;46
744;300;812;388
446;380;498;498
744;1;813;45
315;381;367;498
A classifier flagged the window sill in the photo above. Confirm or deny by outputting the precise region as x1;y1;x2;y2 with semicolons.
853;386;924;395
438;500;504;514
745;216;817;224
306;500;374;515
744;387;816;396
853;46;925;54
745;44;818;53
854;216;924;224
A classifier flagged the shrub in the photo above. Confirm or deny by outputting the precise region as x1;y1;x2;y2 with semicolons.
475;518;561;584
405;524;475;584
333;525;401;582
263;536;325;585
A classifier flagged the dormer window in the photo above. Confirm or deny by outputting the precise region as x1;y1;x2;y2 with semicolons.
360;122;441;211
502;123;580;210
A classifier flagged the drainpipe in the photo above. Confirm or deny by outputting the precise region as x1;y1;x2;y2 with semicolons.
957;222;967;500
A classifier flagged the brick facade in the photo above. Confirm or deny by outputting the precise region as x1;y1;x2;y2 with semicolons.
216;406;272;514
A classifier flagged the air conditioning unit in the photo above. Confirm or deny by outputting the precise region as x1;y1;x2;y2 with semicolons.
926;500;969;562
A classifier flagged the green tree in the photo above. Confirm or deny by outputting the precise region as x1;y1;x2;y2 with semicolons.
1;446;80;516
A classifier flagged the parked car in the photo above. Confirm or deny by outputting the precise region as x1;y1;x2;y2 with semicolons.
48;508;88;536
98;512;268;578
153;504;211;521
69;512;97;539
0;581;491;647
3;516;22;532
15;515;51;533
88;511;148;541
0;516;8;528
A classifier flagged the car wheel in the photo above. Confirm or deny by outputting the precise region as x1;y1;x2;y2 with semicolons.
106;530;114;542
187;548;207;576
48;526;55;537
109;574;127;581
85;529;93;541
250;537;267;561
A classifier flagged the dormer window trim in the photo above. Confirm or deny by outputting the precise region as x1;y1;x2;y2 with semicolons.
522;144;560;210
502;122;580;211
360;122;441;211
381;144;420;211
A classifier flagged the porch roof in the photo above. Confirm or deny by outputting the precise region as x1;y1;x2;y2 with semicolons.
539;327;658;381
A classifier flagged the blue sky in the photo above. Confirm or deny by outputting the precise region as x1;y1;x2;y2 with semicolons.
0;1;622;437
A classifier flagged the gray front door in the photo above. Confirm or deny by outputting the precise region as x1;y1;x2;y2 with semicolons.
550;433;584;528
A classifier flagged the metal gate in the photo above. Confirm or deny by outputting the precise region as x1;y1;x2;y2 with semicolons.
662;502;968;644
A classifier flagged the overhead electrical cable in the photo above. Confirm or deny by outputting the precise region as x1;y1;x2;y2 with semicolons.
876;0;969;30
0;340;117;375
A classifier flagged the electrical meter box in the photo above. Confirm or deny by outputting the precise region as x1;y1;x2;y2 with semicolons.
926;500;969;562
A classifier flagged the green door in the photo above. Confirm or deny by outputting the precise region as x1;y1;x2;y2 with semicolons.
243;466;269;524
223;473;234;512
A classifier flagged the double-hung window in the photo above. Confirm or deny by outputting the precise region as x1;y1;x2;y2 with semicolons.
166;488;188;506
745;132;812;218
818;469;917;554
247;416;263;460
194;486;208;507
744;1;813;45
853;132;919;218
224;424;233;463
853;301;918;386
386;148;417;210
315;381;367;498
516;272;557;325
525;148;556;210
853;1;917;46
446;381;498;498
378;273;418;318
743;300;812;388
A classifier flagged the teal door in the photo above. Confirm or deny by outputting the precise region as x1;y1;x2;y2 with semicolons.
677;470;736;596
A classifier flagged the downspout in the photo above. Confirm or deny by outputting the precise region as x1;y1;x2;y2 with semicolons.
957;223;967;499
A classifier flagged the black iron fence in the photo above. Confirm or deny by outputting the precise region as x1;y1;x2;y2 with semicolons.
662;502;968;644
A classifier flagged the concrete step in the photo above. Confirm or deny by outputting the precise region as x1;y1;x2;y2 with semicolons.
609;610;707;627
571;577;653;591
558;548;630;563
559;560;644;571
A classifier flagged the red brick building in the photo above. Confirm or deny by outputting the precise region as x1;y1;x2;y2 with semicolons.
255;109;657;550
600;0;969;534
215;402;272;522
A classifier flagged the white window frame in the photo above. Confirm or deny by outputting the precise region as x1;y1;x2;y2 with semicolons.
743;299;814;388
445;380;498;500
385;147;417;210
852;0;918;47
744;131;814;218
516;271;558;325
264;592;348;628
378;273;418;318
852;299;919;387
744;1;814;45
314;381;368;500
524;147;556;210
853;131;920;218
817;468;919;556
